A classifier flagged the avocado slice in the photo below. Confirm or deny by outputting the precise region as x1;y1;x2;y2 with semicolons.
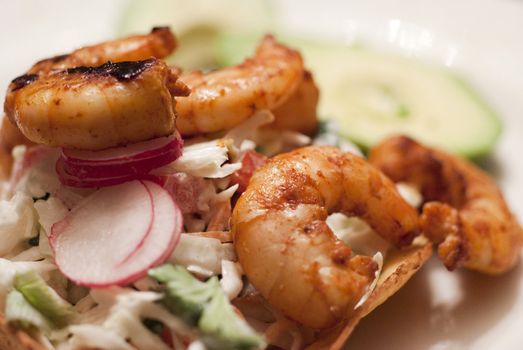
118;0;274;69
215;32;502;158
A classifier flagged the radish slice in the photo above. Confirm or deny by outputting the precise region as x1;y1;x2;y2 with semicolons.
57;134;183;187
62;133;182;164
118;181;183;279
62;147;180;178
55;159;161;188
50;180;182;287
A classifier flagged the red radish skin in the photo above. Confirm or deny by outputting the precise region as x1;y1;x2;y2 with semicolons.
50;180;182;287
50;181;154;285
62;146;181;178
56;158;162;188
103;180;182;286
62;133;182;164
57;133;183;188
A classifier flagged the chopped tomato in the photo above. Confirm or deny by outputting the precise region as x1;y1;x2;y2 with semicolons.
161;172;210;213
231;150;267;193
160;328;174;348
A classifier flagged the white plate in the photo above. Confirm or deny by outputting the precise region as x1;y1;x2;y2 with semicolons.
1;1;522;349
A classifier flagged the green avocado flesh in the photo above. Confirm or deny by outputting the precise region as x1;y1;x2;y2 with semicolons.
119;0;502;158
214;33;502;158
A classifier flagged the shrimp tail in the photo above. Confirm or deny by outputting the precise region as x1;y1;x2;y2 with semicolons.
420;202;468;270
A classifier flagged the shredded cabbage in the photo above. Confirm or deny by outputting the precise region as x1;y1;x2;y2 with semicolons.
11;146;61;199
220;260;243;300
14;270;75;327
396;182;423;208
170;234;236;277
155;139;241;178
224;110;274;148
5;289;52;332
66;324;134;350
0;258;55;309
0;192;37;256
326;213;390;257
34;197;68;234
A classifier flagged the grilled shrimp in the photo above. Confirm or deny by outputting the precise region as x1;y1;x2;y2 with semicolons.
232;146;419;329
3;27;180;151
369;135;523;274
268;70;319;136
175;35;305;135
28;27;176;75
5;59;189;150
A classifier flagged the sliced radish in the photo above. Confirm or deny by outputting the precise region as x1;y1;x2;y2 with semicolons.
57;134;183;188
116;181;183;282
62;147;180;178
50;181;153;286
50;180;182;287
62;133;182;164
55;159;161;188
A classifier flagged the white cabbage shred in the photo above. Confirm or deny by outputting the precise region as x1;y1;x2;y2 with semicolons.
396;182;423;208
326;213;390;257
155;139;241;178
0;109;324;350
220;260;243;300
0;192;37;256
169;234;236;277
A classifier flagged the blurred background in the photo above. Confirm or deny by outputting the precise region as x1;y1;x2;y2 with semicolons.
1;1;523;349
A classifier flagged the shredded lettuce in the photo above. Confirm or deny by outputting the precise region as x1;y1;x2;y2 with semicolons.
0;259;55;309
199;285;264;350
149;264;264;350
13;270;75;327
5;289;52;332
149;265;218;325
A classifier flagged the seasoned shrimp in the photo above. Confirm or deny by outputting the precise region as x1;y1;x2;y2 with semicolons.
268;70;319;136
28;27;176;75
175;35;304;135
369;135;523;274
0;117;34;152
232;146;419;329
2;27;178;151
5;59;189;150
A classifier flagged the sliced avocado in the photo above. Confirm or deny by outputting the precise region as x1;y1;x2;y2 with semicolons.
118;0;274;69
215;32;502;158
